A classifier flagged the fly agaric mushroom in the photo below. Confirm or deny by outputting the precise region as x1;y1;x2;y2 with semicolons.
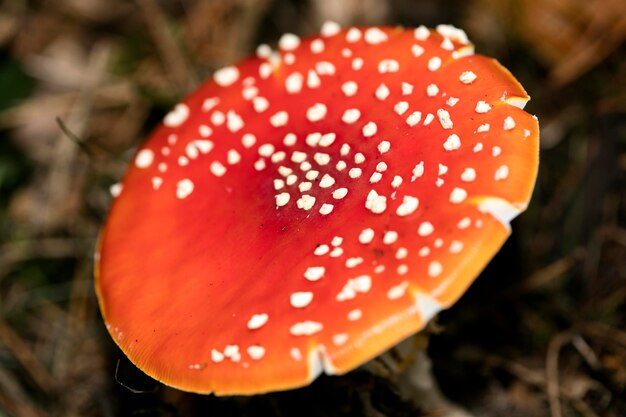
95;23;539;395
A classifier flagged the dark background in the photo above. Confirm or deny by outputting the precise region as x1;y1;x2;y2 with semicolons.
0;0;624;416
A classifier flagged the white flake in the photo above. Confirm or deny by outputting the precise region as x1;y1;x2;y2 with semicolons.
348;309;362;321
406;111;422;126
459;71;477;84
418;221;434;236
305;170;319;180
199;125;212;137
395;247;408;259
319;203;334;215
176;179;194;199
441;37;454;50
387;281;409;300
495;165;509;180
458;217;471;229
279;33;300;51
314;153;331;166
449;187;468;204
211;111;225;126
475;101;492;113
214;66;239;87
274;179;285;190
437;109;453;129
446;97;460;106
286;72;304;94
352;57;364;70
346;27;362;42
275;192;290;207
378;59;400;73
427;83;439;96
364;27;388;44
226;110;244;133
202;97;219;112
290;321;323;336
319;133;336;147
396;195;419;216
290;347;303;361
247;313;269;330
298;181;312;192
110;182;122;197
428;56;442;71
290;292;314;308
383;231;398;244
428;261;443;278
253;96;269;113
342;81;358;96
359;228;375;244
310;39;325;53
449;241;464;253
342;108;361;124
314;244;329;256
304;266;325;281
164;103;189;127
476;123;490;133
375;83;390;101
362;121;378;137
247;346;265;360
321;21;341;37
394;101;409;115
307;103;327;122
411;161;424;181
270;111;289;127
345;257;363;268
348;168;363;179
414;26;430;40
135;149;154;168
254;159;266;171
315;61;335;75
211;349;225;363
333;334;349;346
461;167;476;182
378;141;391;154
332;188;348;199
504;116;516;130
227;149;241;165
210;161;226;177
411;44;425;57
307;70;321;88
443;134;461;151
436;24;469;44
369;172;382;183
365;189;387;214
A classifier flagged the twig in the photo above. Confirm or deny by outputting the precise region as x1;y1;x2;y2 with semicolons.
56;116;94;157
546;332;574;417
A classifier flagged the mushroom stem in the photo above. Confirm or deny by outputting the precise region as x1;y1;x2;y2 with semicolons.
367;337;474;417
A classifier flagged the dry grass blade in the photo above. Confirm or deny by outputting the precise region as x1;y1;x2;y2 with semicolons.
136;0;196;93
0;319;57;394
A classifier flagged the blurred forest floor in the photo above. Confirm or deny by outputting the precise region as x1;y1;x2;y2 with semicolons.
0;0;625;416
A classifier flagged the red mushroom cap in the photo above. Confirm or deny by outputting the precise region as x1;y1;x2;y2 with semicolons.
95;23;539;395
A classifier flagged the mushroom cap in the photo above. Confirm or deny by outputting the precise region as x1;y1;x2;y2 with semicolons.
95;24;539;395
